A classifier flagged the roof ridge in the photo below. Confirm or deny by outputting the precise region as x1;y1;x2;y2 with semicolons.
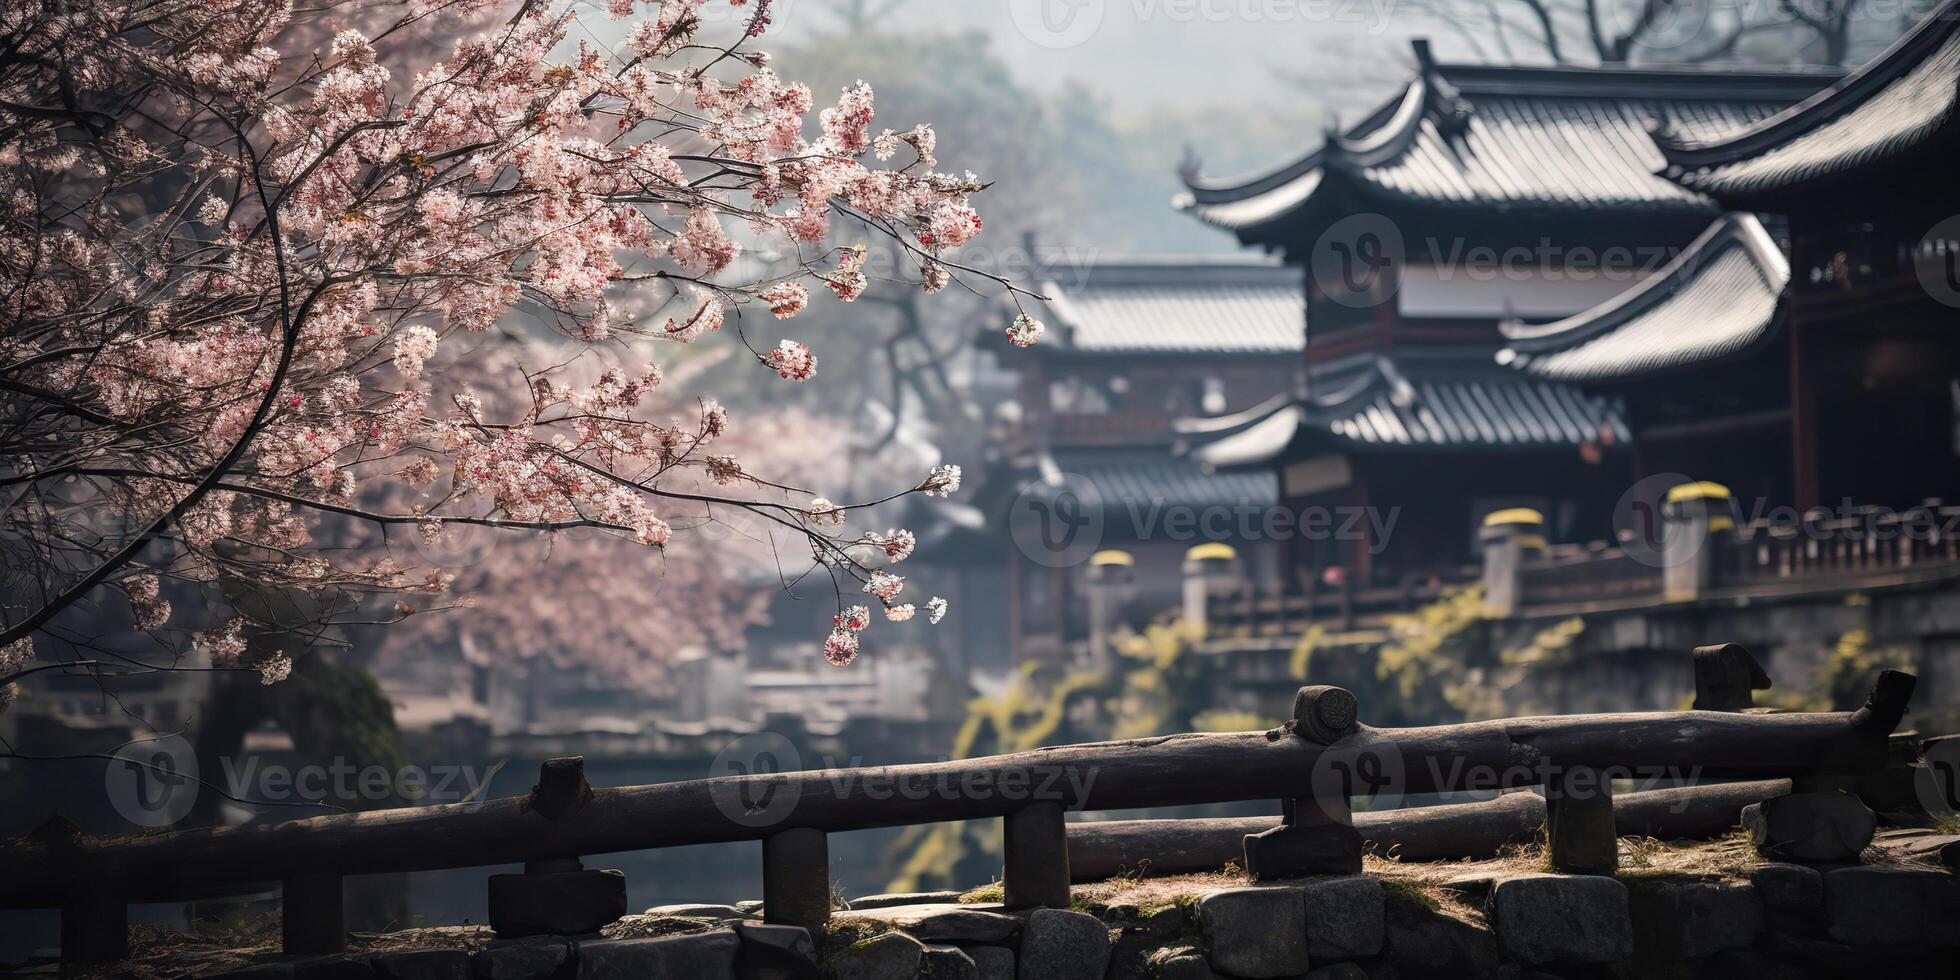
1179;39;1845;206
1656;0;1960;167
1497;214;1785;352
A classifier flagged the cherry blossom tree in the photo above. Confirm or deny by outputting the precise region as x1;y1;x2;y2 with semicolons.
0;0;1043;698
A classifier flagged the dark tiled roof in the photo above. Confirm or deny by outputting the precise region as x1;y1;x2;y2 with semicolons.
1062;455;1280;511
1496;215;1789;383
1031;258;1304;355
1195;358;1629;466
1177;45;1838;243
1660;0;1960;203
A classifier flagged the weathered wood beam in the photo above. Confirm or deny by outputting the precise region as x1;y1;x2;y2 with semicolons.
1545;767;1616;874
0;672;1911;908
59;879;126;965
1692;643;1773;711
1244;686;1364;879
1065;779;1794;881
762;828;831;931
1002;802;1071;909
281;873;344;955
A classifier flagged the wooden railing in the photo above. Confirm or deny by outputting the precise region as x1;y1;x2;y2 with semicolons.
1721;506;1960;587
0;663;1917;965
1515;543;1663;605
1202;566;1476;637
1201;505;1960;638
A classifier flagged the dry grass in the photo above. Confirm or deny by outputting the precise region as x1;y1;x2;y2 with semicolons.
66;921;496;980
1066;868;1253;915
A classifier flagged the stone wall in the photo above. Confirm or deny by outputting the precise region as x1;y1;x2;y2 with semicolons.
181;864;1959;980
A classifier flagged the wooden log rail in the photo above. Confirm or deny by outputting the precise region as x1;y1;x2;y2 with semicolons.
1066;779;1792;881
0;668;1915;962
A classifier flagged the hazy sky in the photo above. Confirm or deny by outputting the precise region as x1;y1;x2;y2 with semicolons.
749;0;1438;119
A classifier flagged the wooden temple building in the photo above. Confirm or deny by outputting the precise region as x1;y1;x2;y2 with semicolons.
982;7;1960;663
1176;37;1932;597
976;258;1302;662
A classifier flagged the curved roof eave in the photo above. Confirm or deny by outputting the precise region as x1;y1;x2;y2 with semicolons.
1657;0;1960;170
1495;215;1791;383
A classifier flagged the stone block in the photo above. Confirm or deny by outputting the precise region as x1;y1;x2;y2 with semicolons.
1243;822;1363;879
471;941;569;980
489;870;627;938
643;903;744;920
1304;965;1368;980
1746;863;1823;912
1196;887;1310;978
372;950;471;980
575;930;739;980
921;944;979;980
1631;881;1762;958
831;904;1022;944
293;956;375;980
829;931;925;980
1105;904;1193;980
729;920;815;980
210;965;296;980
1740;792;1876;862
1142;946;1215;980
961;945;1016;980
847;892;964;910
1824;866;1960;947
1302;876;1385;961
1018;908;1111;980
1691;949;1812;980
1382;890;1496;979
1487;874;1632;966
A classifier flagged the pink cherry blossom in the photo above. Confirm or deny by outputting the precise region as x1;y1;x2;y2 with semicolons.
0;0;1030;673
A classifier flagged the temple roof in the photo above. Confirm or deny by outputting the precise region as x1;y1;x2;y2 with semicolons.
1659;0;1960;206
1177;42;1838;249
1024;257;1304;355
1195;358;1630;468
1495;215;1790;383
1060;453;1281;512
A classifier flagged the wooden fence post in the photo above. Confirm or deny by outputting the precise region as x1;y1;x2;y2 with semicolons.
1692;643;1771;711
1003;801;1071;909
1545;767;1617;874
281;873;345;955
1244;686;1364;879
487;756;627;938
61;879;127;965
762;827;831;931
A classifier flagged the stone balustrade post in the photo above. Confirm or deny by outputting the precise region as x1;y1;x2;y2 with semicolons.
1182;543;1243;634
1086;550;1135;672
1663;482;1734;601
1479;509;1546;617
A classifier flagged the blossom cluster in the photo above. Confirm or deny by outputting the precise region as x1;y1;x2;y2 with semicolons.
0;0;1029;670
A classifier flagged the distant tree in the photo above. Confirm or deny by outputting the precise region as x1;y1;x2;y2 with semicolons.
1407;0;1934;66
0;0;1046;712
